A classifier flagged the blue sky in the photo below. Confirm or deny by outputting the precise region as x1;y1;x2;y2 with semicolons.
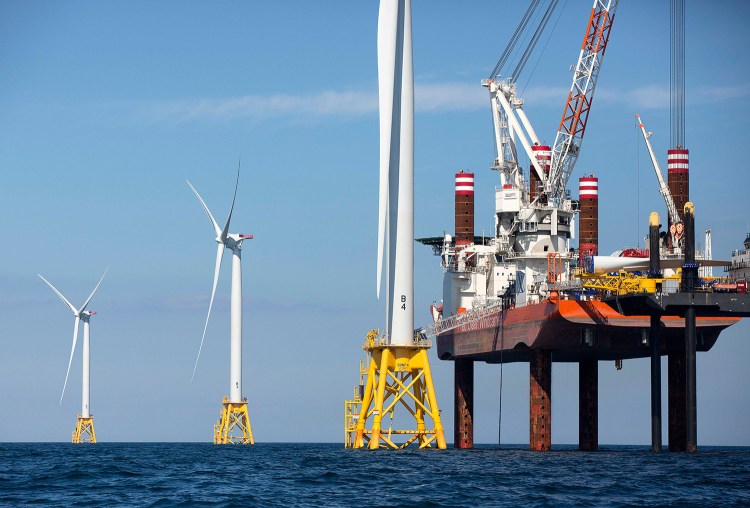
1;1;748;444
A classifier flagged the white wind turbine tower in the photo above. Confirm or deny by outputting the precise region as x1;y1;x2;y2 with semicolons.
38;269;107;444
188;164;254;445
350;0;446;450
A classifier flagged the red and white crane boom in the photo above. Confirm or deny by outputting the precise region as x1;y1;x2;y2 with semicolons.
547;0;619;200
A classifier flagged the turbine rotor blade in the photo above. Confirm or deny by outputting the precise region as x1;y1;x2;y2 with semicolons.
38;274;78;315
79;267;108;314
191;242;224;381
376;0;398;300
60;316;80;404
187;180;222;237
221;161;241;242
376;183;388;300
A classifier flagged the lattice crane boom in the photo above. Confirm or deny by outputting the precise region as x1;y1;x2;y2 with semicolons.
636;114;681;225
547;0;619;200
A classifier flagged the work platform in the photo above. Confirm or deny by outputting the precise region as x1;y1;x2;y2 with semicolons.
436;296;741;364
441;291;750;453
616;292;750;318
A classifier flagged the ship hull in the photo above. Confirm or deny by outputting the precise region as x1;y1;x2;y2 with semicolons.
437;298;739;363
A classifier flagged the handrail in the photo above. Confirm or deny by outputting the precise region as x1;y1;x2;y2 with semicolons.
419;299;505;338
361;329;433;351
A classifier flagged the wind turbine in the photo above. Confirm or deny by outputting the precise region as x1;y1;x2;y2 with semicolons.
351;0;446;450
39;269;107;443
187;163;254;444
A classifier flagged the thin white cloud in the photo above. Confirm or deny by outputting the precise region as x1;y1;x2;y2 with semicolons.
597;84;671;110
415;83;487;111
694;84;750;101
522;86;571;105
133;81;750;124
596;83;750;110
137;90;378;124
135;83;491;123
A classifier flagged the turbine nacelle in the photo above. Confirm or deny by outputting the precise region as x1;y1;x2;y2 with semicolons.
215;233;253;251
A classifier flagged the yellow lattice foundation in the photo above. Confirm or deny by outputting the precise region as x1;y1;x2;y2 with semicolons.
72;415;96;443
352;332;446;450
213;397;254;445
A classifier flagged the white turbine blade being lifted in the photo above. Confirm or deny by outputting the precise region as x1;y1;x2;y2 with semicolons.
61;315;81;404
38;274;78;315
79;267;108;314
187;181;222;237
192;242;225;381
221;161;241;242
376;0;398;300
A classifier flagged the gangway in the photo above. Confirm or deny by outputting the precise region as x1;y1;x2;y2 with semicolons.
419;299;505;338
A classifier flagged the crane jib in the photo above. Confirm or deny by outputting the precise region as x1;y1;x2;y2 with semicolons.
547;0;618;200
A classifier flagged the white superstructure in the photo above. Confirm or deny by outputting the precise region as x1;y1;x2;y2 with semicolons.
727;233;750;283
437;190;577;319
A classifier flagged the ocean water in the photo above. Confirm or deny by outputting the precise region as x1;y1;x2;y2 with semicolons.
1;443;749;506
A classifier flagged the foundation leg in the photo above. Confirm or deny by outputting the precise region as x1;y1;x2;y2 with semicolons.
454;358;474;449
419;349;447;449
685;307;697;453
668;349;687;452
578;358;598;451
530;349;551;451
650;315;662;452
368;349;391;450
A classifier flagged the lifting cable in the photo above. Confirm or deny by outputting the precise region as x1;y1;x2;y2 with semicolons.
489;0;542;81
511;0;560;83
520;0;568;96
670;0;685;148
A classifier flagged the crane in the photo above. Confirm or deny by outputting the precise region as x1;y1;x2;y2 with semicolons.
482;0;561;193
636;114;681;225
483;0;618;203
547;0;619;201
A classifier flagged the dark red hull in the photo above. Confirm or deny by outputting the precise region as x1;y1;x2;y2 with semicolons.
437;297;739;363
